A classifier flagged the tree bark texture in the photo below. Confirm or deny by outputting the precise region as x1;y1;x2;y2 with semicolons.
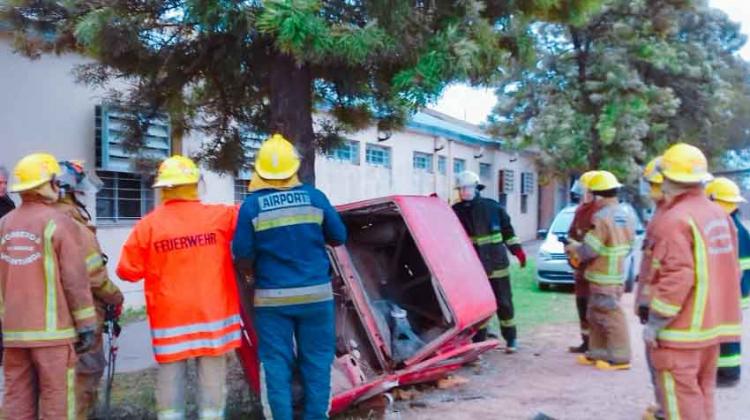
269;52;316;185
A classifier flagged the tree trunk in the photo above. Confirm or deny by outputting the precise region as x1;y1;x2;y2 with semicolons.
269;52;316;185
571;27;602;169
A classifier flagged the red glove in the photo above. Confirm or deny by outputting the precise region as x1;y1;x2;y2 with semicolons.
113;303;123;319
512;247;527;268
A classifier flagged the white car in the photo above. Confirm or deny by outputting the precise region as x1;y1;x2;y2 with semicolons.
536;204;644;291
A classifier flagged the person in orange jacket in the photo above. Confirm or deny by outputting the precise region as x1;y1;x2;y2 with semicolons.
55;160;125;419
566;170;603;353
644;144;742;420
117;156;240;420
705;177;750;387
0;153;97;419
635;157;668;420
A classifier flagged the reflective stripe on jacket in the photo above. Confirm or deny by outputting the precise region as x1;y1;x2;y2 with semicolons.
650;189;742;349
0;200;96;347
577;198;635;293
232;184;347;292
55;203;123;329
452;195;521;278
117;200;241;363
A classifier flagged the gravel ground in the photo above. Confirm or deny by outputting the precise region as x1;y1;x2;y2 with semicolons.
383;293;750;420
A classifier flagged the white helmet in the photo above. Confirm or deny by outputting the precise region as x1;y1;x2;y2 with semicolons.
456;171;484;190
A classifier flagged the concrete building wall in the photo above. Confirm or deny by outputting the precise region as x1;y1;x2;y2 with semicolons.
0;39;542;307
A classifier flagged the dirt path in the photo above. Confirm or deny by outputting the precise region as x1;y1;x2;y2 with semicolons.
385;294;750;420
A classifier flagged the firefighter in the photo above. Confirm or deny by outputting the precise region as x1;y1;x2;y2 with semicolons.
567;171;635;371
0;152;97;419
705;176;749;387
636;157;668;420
644;144;741;420
117;155;241;420
452;170;527;353
55;160;125;419
567;170;602;353
232;134;347;420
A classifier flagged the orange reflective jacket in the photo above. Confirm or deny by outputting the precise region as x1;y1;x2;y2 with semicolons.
649;189;742;349
116;200;241;363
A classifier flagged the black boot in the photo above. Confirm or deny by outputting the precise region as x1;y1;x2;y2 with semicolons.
568;335;589;353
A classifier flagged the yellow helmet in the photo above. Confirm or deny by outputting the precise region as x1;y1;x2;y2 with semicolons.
579;170;600;189
643;157;664;184
706;177;746;204
153;155;201;188
255;134;301;180
588;170;622;192
659;143;711;184
10;152;62;193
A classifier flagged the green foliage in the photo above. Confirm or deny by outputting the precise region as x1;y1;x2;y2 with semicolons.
3;0;601;180
489;0;750;182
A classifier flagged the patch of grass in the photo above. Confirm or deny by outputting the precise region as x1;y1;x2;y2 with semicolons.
120;306;147;325
102;354;260;419
509;259;577;330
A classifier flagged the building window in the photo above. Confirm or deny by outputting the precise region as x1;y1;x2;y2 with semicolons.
438;156;447;175
453;158;466;175
234;178;251;204
326;140;360;165
498;169;514;208
366;144;391;168
96;171;155;222
500;170;515;193
520;172;534;214
480;163;492;180
521;172;535;195
413;152;433;172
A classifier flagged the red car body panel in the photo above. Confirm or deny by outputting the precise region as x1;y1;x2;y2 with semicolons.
237;196;500;414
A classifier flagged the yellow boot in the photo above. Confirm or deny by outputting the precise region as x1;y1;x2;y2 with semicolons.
576;355;596;366
595;360;631;371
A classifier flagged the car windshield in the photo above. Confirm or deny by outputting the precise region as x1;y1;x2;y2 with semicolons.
551;210;575;235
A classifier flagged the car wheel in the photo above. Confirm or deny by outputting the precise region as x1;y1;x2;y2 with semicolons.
538;282;550;291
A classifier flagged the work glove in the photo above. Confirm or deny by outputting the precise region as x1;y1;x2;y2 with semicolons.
105;305;123;337
643;324;659;349
637;306;649;325
511;247;527;268
75;329;96;354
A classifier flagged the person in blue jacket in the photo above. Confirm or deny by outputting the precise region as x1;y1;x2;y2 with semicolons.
232;134;347;420
706;177;750;387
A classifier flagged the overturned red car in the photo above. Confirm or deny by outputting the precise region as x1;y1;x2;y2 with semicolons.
236;195;499;414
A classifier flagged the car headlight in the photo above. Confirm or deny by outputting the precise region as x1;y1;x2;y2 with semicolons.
538;250;551;261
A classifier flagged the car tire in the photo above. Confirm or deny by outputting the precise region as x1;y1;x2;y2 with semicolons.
538;282;550;291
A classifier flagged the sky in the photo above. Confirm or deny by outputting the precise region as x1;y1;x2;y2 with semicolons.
433;1;750;125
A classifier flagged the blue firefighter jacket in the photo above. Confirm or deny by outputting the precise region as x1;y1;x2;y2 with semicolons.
732;211;750;308
232;184;347;290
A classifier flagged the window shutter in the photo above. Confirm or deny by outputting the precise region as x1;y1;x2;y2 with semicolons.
96;105;171;172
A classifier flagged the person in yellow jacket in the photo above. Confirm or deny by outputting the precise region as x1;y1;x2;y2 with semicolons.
566;171;636;371
55;160;125;419
705;177;749;387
